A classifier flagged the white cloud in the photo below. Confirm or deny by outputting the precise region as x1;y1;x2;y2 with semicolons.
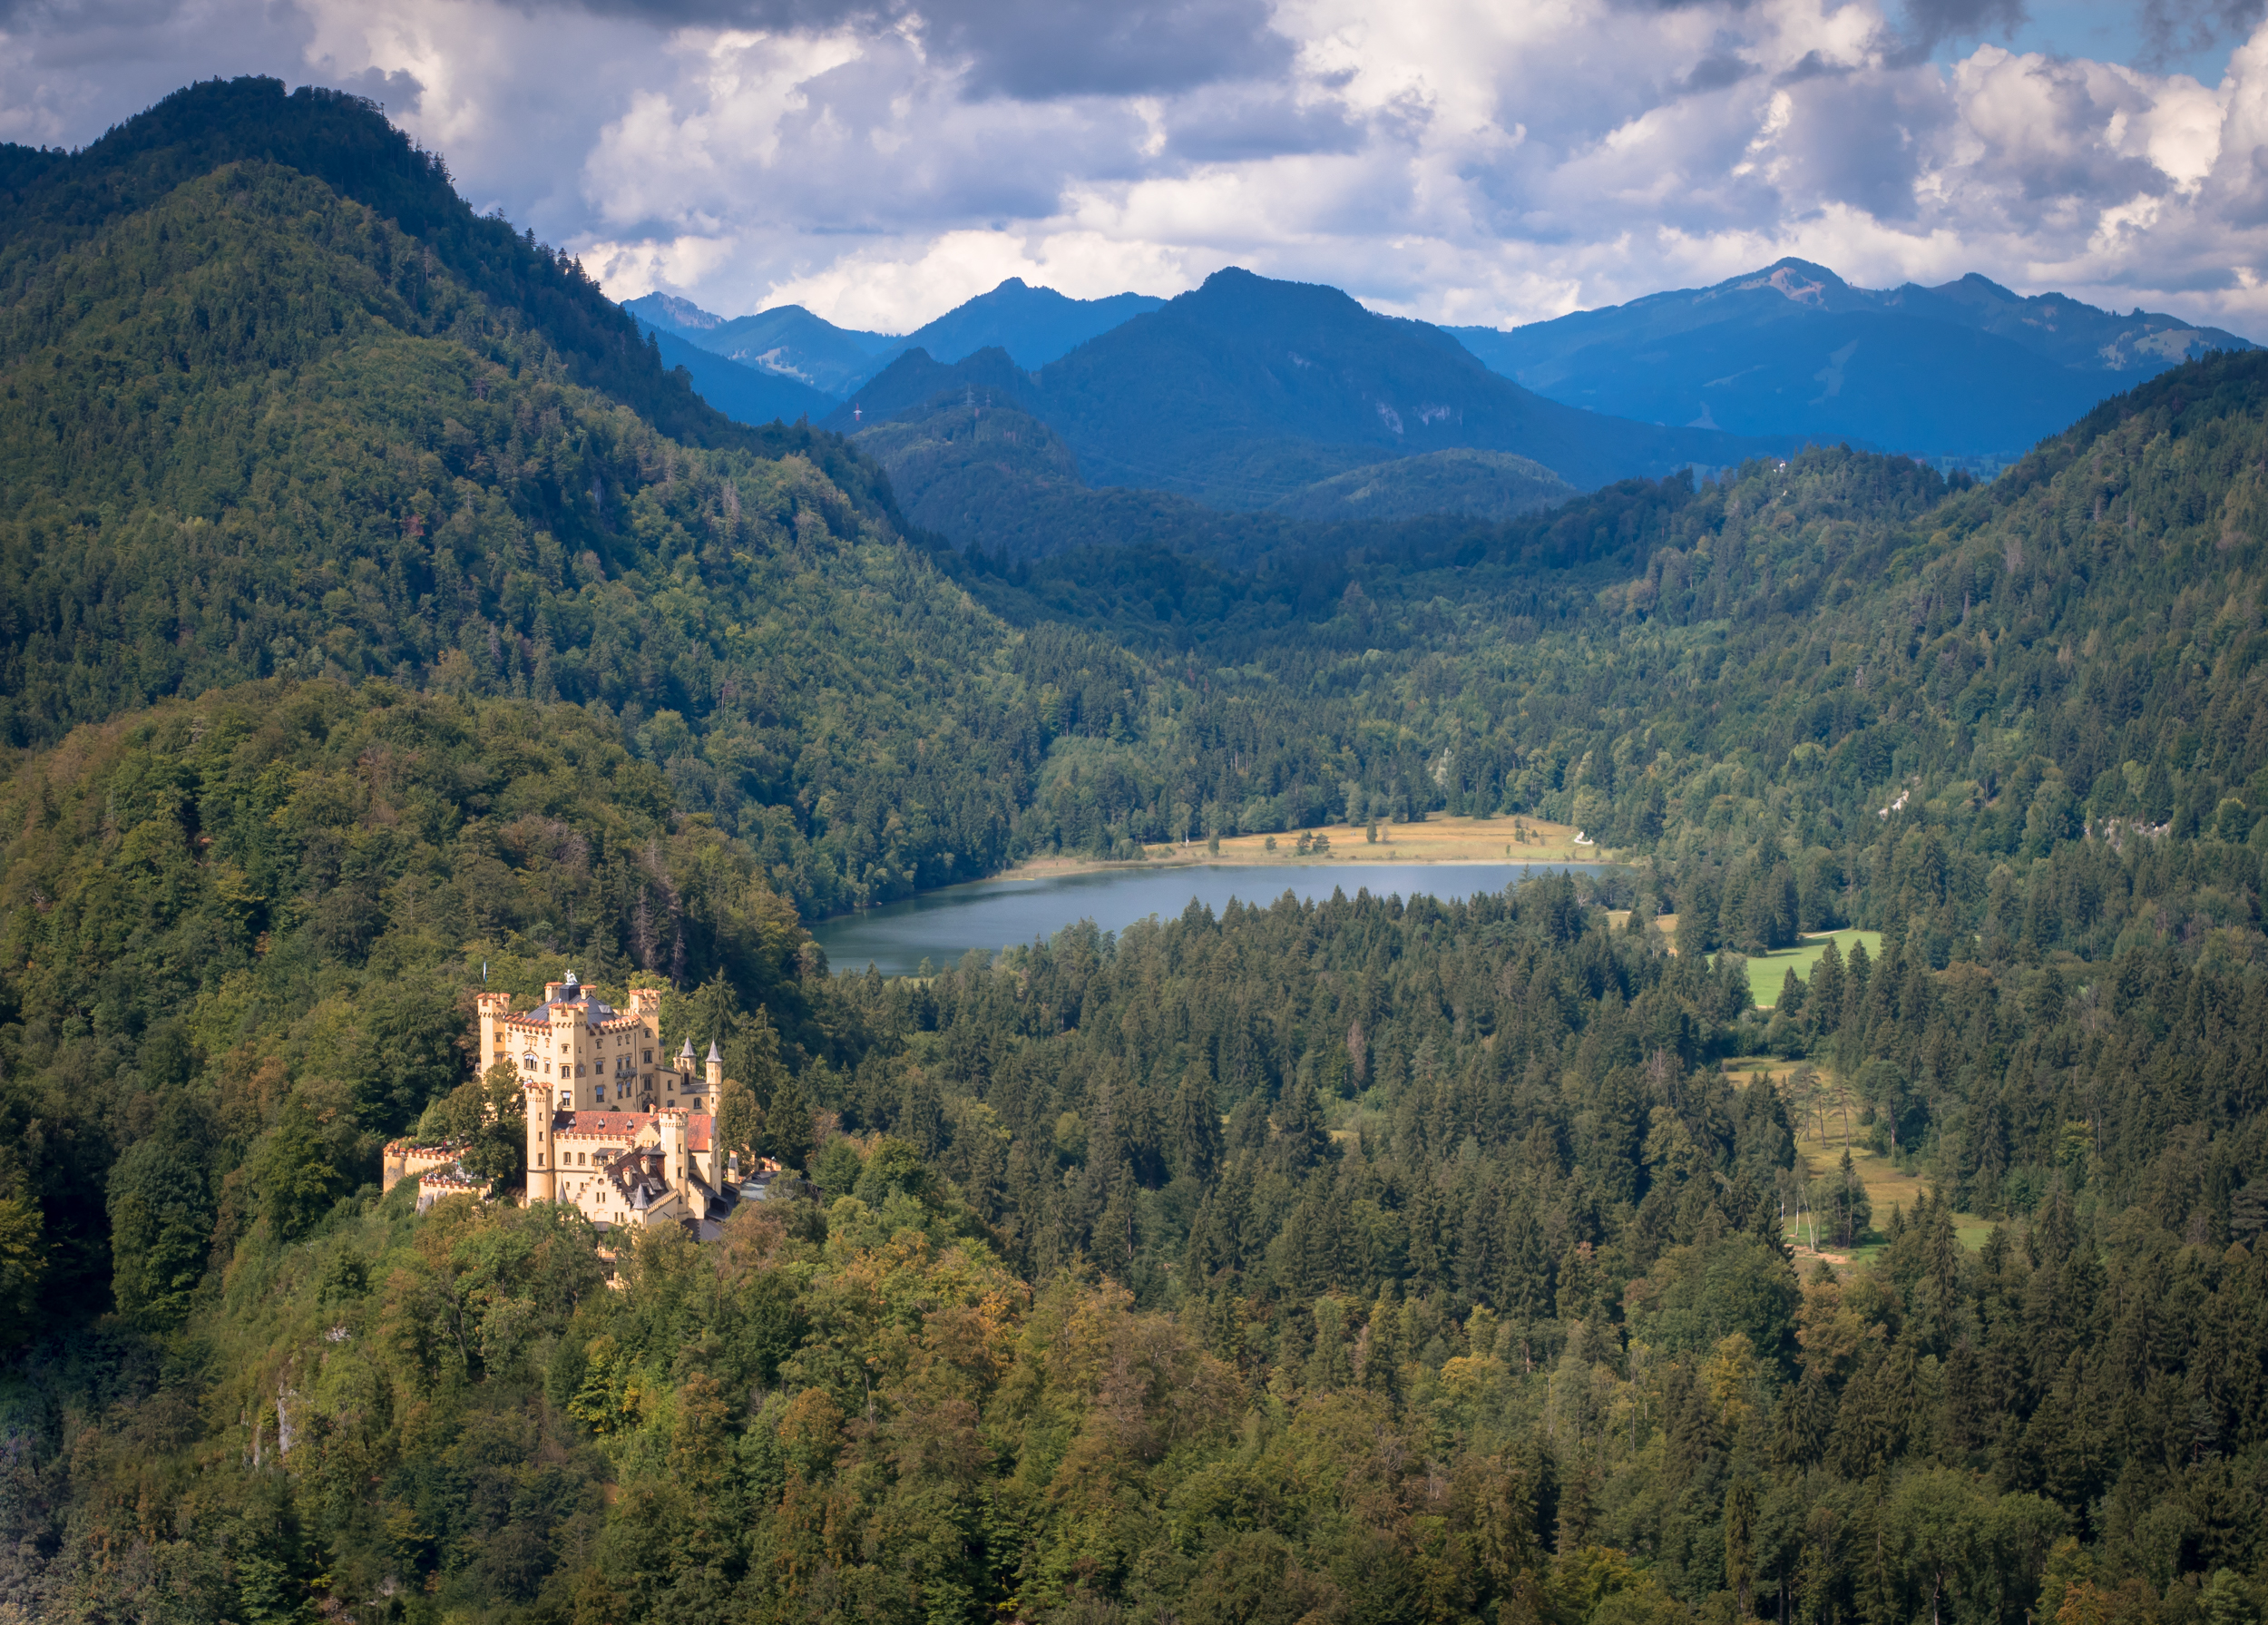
5;0;2268;335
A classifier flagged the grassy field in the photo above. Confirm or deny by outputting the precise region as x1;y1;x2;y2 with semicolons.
1193;813;1598;865
1598;921;1881;1011
1723;1056;1999;1264
1008;814;1608;876
1738;928;1881;1007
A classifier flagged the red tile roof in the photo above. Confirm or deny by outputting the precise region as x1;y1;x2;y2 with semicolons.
552;1110;715;1150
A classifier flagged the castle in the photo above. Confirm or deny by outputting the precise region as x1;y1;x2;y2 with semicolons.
382;972;762;1237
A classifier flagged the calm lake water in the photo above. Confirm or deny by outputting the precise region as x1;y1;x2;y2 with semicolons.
809;861;1612;977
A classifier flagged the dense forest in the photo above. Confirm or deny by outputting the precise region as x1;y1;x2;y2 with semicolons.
1;74;2265;1625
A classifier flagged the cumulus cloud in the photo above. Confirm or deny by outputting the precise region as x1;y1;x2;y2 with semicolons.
3;0;2267;337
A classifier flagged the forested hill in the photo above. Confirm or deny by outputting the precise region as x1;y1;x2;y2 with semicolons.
968;352;2268;901
0;78;1071;920
0;76;885;472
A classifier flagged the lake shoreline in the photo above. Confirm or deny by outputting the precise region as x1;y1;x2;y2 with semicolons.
808;853;1619;975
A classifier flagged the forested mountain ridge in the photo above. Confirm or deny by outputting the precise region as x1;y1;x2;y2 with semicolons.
850;390;1573;559
0;77;819;461
963;351;2268;915
0;90;1091;920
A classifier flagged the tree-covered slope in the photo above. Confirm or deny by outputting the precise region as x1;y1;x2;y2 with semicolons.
1266;447;1577;523
851;389;1352;563
856;393;1579;558
0;115;1055;917
0;77;811;459
968;351;2268;906
0;679;821;1319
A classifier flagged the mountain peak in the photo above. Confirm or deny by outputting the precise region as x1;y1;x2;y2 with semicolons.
623;291;726;332
1946;270;2022;302
1736;259;1850;305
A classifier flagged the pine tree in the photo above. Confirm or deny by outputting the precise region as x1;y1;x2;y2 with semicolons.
1808;939;1845;1040
1361;1282;1406;1395
1725;1477;1757;1619
1172;1057;1225;1183
1274;1064;1330;1172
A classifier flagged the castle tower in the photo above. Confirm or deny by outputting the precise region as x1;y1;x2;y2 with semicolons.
474;990;512;1074
659;1109;690;1207
705;1040;723;1098
524;1081;557;1204
630;986;663;1101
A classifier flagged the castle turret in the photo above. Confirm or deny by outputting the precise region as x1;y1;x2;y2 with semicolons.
705;1040;723;1099
524;1082;557;1204
474;990;513;1074
659;1110;690;1207
630;986;663;1100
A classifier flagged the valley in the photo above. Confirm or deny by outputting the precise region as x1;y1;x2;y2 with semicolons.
0;74;2263;1625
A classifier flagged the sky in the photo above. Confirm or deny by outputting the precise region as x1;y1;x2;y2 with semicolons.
4;0;2267;337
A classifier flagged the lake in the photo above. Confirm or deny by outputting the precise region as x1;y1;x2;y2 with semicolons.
808;861;1612;976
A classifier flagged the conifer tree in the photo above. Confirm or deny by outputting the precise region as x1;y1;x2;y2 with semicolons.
1274;1064;1330;1173
1172;1057;1224;1183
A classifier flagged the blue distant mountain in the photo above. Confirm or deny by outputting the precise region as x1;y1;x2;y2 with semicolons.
898;279;1164;370
1447;259;2258;461
826;269;1793;504
626;298;896;396
636;323;836;426
624;279;1164;398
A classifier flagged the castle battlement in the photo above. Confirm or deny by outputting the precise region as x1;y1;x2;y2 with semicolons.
450;974;745;1237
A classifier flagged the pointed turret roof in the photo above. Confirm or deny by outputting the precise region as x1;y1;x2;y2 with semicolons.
678;1037;695;1059
707;1039;722;1062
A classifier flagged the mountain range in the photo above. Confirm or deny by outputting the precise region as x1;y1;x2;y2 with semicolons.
823;269;1787;507
631;259;2256;522
627;278;1163;394
1447;259;2257;460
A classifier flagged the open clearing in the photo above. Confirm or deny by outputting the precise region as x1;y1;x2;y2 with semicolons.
1740;928;1882;1007
1725;1056;2000;1263
1009;814;1607;876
